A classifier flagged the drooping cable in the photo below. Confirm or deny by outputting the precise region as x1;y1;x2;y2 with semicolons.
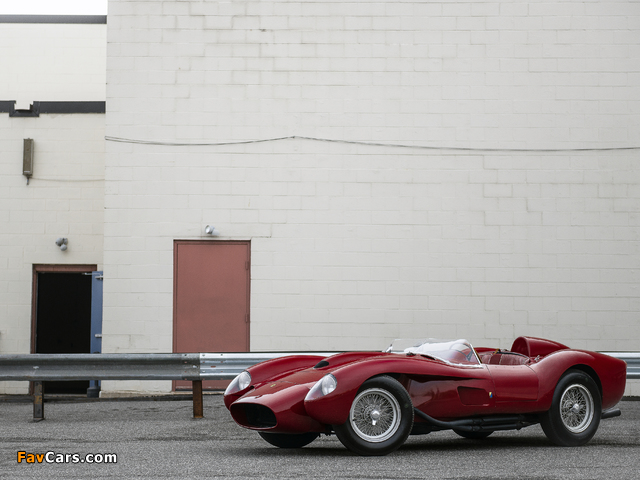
105;135;640;153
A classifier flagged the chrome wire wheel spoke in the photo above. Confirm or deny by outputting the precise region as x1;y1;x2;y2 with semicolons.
350;388;401;443
559;384;594;434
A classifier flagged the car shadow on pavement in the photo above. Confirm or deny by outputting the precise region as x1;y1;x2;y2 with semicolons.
231;432;556;458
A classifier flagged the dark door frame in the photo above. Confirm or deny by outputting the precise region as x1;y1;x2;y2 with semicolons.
31;264;98;353
30;264;97;395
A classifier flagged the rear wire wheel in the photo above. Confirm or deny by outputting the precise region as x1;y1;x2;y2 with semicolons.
540;369;601;447
333;376;413;456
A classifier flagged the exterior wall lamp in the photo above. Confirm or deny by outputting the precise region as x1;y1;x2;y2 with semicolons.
55;237;68;251
204;225;219;236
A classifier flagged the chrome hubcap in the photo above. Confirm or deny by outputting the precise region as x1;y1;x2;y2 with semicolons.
350;388;401;443
560;384;594;434
370;409;381;425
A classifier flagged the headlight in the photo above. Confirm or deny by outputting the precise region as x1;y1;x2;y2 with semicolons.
320;374;337;395
305;374;337;401
224;371;251;395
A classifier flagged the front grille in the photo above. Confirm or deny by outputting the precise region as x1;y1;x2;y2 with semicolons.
232;404;277;428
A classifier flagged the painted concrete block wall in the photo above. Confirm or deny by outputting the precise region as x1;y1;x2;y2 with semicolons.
0;114;105;393
0;22;106;394
105;1;639;393
0;23;107;108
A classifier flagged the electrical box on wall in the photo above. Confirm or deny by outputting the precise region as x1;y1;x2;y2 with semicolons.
23;138;34;182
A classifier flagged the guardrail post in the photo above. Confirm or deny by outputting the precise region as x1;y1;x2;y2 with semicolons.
33;381;44;422
192;380;203;419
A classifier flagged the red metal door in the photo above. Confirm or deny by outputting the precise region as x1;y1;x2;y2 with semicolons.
173;241;250;390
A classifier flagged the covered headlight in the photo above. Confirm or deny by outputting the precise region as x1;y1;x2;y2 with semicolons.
320;374;337;395
305;374;337;401
224;371;251;395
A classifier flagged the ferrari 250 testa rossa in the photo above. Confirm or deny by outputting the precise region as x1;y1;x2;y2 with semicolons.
224;336;626;456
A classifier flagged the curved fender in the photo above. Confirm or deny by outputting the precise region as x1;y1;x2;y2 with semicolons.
305;354;489;426
530;350;627;410
224;355;324;409
246;355;325;384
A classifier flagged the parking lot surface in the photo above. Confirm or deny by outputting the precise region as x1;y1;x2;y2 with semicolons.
0;395;638;479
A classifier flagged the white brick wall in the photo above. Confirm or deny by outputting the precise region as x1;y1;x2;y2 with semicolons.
105;0;640;148
0;23;106;107
102;1;639;394
0;22;106;394
0;113;105;393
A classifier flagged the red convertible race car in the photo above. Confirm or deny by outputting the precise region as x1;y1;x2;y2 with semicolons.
224;336;626;456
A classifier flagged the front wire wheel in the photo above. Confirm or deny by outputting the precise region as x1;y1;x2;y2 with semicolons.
541;369;601;447
350;388;401;442
334;376;413;456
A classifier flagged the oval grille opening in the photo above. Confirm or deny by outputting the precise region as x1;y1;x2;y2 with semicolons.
232;404;277;428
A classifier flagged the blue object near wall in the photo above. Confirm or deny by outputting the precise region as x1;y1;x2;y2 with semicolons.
87;271;103;398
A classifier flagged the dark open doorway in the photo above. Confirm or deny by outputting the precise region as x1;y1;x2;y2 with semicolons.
32;265;96;394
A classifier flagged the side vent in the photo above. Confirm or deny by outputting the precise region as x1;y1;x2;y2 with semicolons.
457;386;491;406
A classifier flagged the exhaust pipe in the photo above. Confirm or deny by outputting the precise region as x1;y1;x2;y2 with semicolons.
413;408;538;433
601;408;621;420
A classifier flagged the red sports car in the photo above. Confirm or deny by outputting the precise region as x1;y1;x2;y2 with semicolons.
224;336;626;456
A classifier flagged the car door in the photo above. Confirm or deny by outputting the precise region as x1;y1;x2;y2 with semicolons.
408;364;497;418
486;363;539;405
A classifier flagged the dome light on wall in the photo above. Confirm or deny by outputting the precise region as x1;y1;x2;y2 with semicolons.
204;225;219;236
55;237;68;251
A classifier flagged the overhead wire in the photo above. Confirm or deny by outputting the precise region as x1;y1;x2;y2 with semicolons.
105;134;640;153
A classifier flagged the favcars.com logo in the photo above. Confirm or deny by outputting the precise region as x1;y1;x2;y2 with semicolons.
17;451;117;464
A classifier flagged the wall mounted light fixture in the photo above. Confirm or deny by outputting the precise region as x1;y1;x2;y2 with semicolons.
23;138;34;185
55;237;68;251
204;225;219;236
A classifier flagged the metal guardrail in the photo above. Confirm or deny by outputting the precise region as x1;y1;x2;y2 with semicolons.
0;351;637;421
2;352;634;381
197;352;640;378
198;353;334;379
0;352;334;382
0;352;331;421
0;353;201;381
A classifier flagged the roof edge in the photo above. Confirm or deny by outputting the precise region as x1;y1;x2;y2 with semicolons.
0;101;106;117
0;15;107;24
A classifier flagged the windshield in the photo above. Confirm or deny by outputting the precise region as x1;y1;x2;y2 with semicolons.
386;338;480;366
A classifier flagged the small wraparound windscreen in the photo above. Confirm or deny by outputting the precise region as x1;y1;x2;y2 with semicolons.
386;339;480;366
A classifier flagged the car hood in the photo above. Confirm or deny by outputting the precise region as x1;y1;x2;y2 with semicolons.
246;352;393;394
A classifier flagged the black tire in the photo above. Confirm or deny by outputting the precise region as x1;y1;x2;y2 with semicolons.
454;429;493;440
258;432;319;449
333;376;414;456
540;369;601;447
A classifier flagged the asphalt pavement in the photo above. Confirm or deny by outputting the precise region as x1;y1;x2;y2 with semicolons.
0;394;638;479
